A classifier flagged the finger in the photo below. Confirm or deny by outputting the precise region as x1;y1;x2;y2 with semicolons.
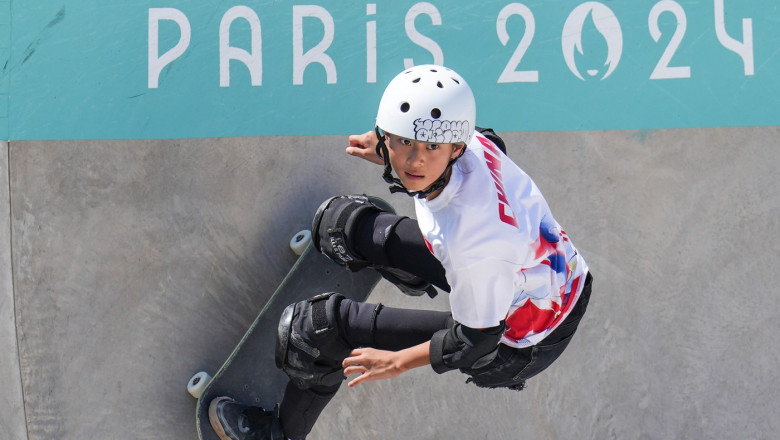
342;350;365;368
348;373;368;388
341;357;360;369
346;145;373;157
354;149;384;165
343;365;367;377
346;146;378;161
349;348;366;358
348;133;370;147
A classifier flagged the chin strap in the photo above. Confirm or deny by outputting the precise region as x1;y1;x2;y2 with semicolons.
374;126;465;199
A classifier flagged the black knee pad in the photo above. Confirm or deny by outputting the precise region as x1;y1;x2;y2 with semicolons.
311;194;397;271
311;194;438;298
275;292;351;390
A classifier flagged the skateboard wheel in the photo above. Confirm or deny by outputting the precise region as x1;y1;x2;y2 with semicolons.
290;229;312;256
187;371;212;399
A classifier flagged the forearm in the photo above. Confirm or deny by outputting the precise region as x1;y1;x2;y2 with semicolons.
396;341;432;372
343;342;432;387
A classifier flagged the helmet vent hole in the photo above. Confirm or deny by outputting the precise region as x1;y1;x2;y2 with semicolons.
400;102;410;113
412;77;421;83
452;78;460;84
436;81;443;88
431;108;441;119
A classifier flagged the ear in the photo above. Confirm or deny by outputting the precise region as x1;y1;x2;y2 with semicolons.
450;143;465;160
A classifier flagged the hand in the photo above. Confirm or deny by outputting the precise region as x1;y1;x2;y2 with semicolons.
346;131;384;165
342;347;403;387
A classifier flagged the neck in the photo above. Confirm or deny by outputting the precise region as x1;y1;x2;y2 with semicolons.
425;167;453;201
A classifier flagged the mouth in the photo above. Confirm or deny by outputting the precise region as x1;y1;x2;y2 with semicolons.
404;171;425;181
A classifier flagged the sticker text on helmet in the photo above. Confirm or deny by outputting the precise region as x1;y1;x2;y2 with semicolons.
413;119;470;144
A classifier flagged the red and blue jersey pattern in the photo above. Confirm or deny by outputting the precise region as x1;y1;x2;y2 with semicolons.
504;216;584;345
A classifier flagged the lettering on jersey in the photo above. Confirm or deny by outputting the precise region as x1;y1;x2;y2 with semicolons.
479;136;519;228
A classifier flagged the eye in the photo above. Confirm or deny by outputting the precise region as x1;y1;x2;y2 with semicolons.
401;138;413;146
427;144;440;151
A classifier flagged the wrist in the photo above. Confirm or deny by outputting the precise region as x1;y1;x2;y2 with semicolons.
395;349;418;373
394;351;410;373
396;341;432;373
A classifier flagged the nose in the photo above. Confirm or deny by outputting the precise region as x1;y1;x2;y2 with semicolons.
406;145;424;166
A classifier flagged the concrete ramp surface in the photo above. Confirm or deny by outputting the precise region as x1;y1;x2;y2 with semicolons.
2;128;779;439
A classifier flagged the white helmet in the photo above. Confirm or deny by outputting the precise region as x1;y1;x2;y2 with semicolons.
376;65;475;144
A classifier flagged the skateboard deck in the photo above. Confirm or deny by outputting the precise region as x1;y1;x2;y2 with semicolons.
193;243;381;440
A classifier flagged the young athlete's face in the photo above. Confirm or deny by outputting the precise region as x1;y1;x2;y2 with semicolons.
384;133;464;198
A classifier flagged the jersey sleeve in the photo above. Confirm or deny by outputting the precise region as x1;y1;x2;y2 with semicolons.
446;258;517;328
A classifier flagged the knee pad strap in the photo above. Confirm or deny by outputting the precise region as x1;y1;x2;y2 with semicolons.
275;292;351;390
312;195;396;271
375;267;438;298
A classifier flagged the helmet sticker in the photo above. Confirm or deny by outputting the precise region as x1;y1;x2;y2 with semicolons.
413;118;470;144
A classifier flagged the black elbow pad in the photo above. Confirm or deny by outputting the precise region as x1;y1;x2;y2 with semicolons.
430;321;505;374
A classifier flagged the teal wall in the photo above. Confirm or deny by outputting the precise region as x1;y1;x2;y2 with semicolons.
2;1;777;140
0;1;9;139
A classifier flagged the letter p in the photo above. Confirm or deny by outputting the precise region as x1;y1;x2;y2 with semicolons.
148;8;191;89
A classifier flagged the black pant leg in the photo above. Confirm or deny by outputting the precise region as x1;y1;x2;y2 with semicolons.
279;301;451;439
279;381;340;440
338;299;452;350
354;214;450;292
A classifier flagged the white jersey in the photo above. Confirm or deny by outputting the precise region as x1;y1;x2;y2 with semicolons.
415;132;589;348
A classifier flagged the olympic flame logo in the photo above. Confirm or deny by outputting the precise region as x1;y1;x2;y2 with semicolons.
562;2;623;80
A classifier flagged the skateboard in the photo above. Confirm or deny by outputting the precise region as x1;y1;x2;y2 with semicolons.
188;230;381;440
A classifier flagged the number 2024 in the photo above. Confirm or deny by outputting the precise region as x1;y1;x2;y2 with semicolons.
496;0;754;83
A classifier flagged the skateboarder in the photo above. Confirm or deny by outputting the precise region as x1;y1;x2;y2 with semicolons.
209;64;592;440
